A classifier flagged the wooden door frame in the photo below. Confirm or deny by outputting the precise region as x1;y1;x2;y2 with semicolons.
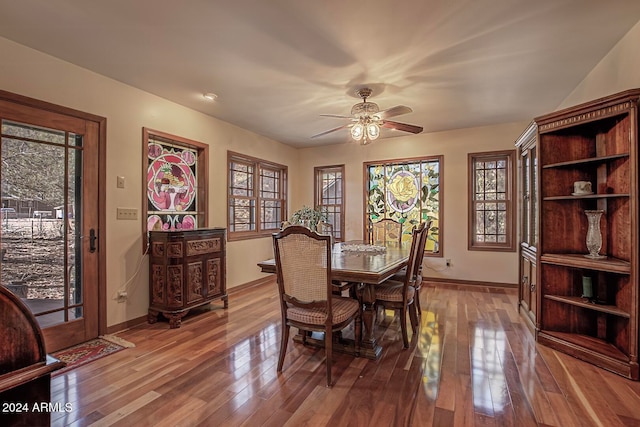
0;89;107;338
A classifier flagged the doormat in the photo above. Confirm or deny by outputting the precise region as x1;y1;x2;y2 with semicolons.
51;335;135;376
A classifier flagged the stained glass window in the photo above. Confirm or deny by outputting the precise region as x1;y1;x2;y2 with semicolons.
143;128;207;248
365;156;442;255
468;150;516;251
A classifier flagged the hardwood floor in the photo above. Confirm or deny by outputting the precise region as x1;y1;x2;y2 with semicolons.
49;280;640;426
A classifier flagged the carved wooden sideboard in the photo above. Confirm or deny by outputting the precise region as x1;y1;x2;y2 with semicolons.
148;228;227;328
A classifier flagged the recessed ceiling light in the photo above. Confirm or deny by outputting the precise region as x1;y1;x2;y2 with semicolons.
203;92;218;101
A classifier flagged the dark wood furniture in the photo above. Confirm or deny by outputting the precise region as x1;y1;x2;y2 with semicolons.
368;218;403;245
272;226;361;387
148;228;228;328
0;285;65;426
516;122;539;334
391;220;432;316
258;240;410;359
375;222;425;348
535;89;640;379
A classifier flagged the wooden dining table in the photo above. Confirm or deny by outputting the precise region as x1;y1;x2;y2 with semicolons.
257;240;410;360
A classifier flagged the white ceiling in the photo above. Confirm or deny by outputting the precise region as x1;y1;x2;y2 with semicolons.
1;0;640;147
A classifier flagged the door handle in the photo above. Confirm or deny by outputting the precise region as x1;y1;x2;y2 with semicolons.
89;228;97;253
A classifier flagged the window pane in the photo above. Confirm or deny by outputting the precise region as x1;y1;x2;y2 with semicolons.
261;200;281;230
228;153;287;238
230;162;254;197
469;151;514;250
1;136;69;324
316;166;344;240
497;168;506;193
2;120;67;145
229;198;255;232
476;210;485;234
260;167;280;199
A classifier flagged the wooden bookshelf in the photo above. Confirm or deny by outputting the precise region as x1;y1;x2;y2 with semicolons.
535;89;640;380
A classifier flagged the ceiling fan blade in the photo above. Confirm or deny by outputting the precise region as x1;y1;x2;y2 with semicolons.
319;114;353;119
311;124;351;138
381;120;423;134
376;105;412;119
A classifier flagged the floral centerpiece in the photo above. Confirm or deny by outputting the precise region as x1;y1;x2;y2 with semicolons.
289;205;327;231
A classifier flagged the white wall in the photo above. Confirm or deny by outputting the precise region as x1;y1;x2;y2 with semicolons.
0;36;300;328
559;20;640;108
298;121;528;285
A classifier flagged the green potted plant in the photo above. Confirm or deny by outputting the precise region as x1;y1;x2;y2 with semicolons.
289;205;327;231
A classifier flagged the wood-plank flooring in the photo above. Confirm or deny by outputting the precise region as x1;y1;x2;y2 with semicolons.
49;281;640;426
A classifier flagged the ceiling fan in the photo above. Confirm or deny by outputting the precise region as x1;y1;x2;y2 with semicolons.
312;88;423;145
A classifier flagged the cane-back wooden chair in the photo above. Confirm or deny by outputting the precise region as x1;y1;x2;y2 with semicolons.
369;218;403;246
390;220;433;315
272;226;361;387
374;221;426;348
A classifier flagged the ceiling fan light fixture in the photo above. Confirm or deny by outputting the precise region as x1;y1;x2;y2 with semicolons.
366;122;380;140
351;123;364;140
313;87;422;143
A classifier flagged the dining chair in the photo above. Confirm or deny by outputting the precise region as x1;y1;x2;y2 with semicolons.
390;220;432;315
272;225;361;387
374;221;425;348
369;218;403;245
316;219;350;295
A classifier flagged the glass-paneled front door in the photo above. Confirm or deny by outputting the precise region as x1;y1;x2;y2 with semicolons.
0;98;100;352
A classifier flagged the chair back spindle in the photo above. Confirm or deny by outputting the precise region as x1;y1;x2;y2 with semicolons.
369;218;402;245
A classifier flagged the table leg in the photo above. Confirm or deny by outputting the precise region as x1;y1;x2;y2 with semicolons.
357;284;383;360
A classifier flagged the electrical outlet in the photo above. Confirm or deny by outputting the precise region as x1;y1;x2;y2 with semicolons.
446;258;451;267
117;290;127;302
116;207;138;220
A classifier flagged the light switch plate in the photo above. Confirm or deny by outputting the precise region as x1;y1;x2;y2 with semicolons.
116;207;138;220
117;176;125;188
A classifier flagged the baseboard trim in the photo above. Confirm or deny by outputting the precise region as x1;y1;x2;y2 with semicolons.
424;277;517;289
107;315;148;335
228;275;275;295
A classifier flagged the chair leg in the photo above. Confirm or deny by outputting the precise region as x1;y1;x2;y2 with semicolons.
409;302;419;332
400;307;409;348
354;310;361;357
415;287;422;316
325;325;333;387
278;324;290;372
